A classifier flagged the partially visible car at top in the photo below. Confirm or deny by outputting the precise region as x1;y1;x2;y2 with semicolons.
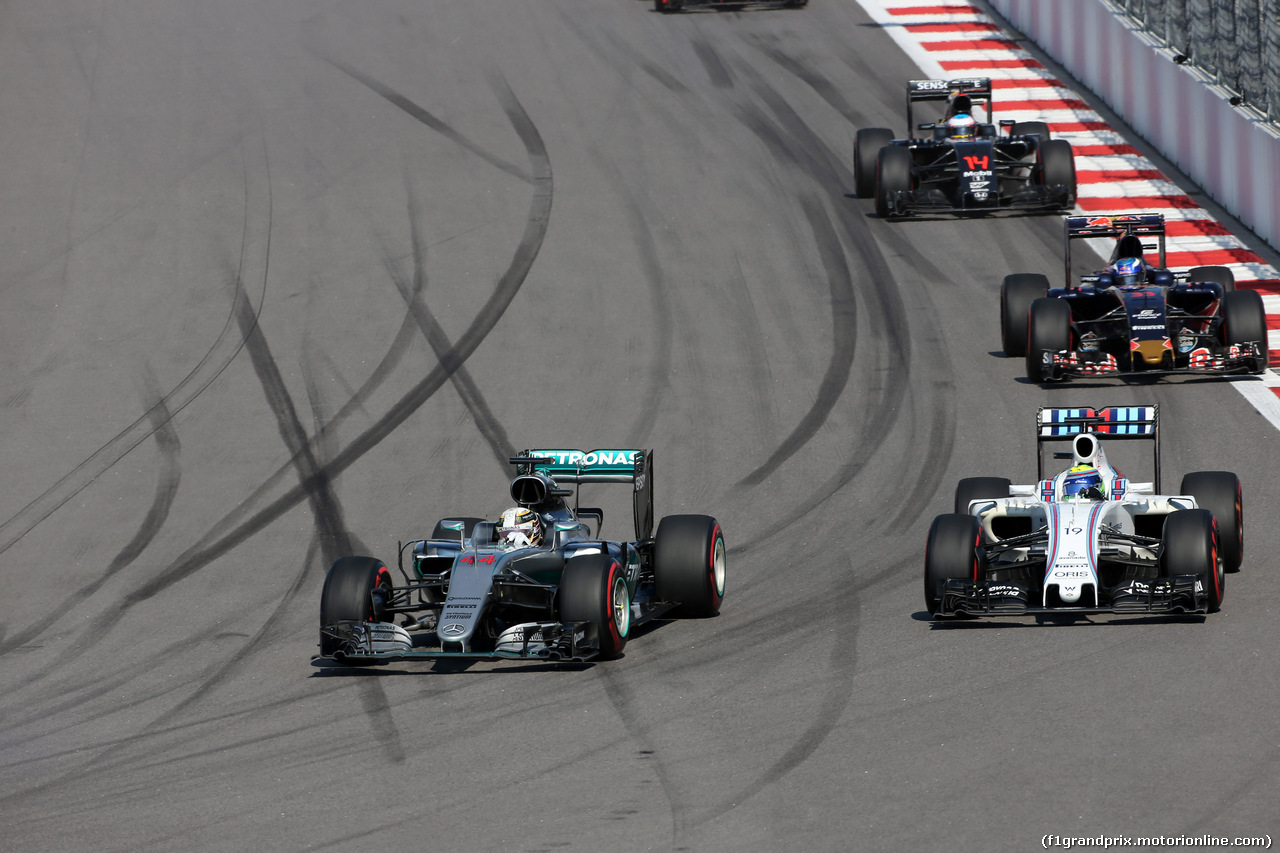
654;0;806;12
1001;213;1268;381
853;77;1076;218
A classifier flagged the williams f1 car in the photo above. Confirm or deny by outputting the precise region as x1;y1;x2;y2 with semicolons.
853;78;1076;218
316;449;726;664
1003;213;1268;381
925;406;1243;619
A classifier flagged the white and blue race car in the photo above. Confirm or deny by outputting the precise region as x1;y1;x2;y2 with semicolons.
925;406;1242;618
316;449;725;665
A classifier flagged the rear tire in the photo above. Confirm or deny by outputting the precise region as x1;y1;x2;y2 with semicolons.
1180;471;1243;572
1001;273;1050;357
1037;139;1076;208
654;514;726;617
874;145;912;218
924;514;982;617
1221;289;1267;373
954;477;1011;515
1025;297;1071;382
854;128;894;198
1188;265;1234;293
560;555;630;660
319;556;394;659
1161;509;1222;612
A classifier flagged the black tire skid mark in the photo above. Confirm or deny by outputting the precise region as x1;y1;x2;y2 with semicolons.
0;138;273;565
738;194;856;486
393;177;514;469
690;37;735;90
0;375;181;680
84;71;551;634
323;56;535;186
743;49;962;530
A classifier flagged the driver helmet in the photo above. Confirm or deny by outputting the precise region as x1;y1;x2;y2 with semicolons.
1108;256;1144;288
1062;464;1105;501
496;507;543;548
946;113;977;140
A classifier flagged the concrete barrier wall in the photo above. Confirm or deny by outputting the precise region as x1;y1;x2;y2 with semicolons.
988;0;1280;254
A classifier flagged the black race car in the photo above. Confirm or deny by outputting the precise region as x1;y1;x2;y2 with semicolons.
853;78;1076;218
315;449;726;665
1001;213;1268;381
654;0;806;11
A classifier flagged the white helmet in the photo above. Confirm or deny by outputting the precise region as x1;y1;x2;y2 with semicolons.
496;507;543;549
946;113;976;140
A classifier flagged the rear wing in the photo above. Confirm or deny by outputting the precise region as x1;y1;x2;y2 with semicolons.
1064;214;1167;286
514;449;654;541
907;78;992;131
1036;405;1160;489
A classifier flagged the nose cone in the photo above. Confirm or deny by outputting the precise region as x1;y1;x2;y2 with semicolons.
1131;338;1171;365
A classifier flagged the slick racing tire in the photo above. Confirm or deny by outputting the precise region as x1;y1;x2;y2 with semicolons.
1012;120;1051;140
874;145;913;218
1221;289;1267;373
560;554;630;660
1187;265;1235;293
431;516;484;541
1036;139;1076;208
854;128;894;198
654;514;726;618
1025;297;1071;382
954;477;1011;515
319;556;394;660
924;514;983;617
1161;509;1222;612
1001;273;1050;357
1179;471;1243;572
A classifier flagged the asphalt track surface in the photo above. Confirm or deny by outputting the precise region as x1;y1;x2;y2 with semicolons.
2;2;1278;851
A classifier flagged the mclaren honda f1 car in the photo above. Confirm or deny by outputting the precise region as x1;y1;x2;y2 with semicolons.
853;78;1076;218
315;449;726;665
924;405;1243;619
1003;213;1268;381
654;0;806;11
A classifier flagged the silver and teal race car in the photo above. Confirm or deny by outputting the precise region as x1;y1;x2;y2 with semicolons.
315;449;725;664
925;406;1243;619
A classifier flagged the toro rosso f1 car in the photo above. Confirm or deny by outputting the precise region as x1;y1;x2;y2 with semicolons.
853;78;1076;218
316;450;726;664
1003;214;1268;381
924;405;1243;619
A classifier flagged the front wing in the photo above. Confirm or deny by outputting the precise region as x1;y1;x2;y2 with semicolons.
937;576;1208;617
315;619;601;664
1036;343;1265;381
880;184;1070;216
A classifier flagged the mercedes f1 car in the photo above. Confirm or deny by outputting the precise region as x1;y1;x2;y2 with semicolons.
924;405;1243;619
654;0;806;11
316;450;726;664
853;78;1076;218
1001;214;1268;381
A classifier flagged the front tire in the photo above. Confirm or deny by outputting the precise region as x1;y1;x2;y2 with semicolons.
654;514;726;617
1221;289;1267;374
1180;471;1243;572
1037;139;1076;208
854;128;894;198
874;145;912;218
1025;297;1071;382
1001;273;1050;357
1188;265;1234;293
560;555;630;660
1161;509;1222;612
954;477;1011;515
924;514;982;617
319;556;394;659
